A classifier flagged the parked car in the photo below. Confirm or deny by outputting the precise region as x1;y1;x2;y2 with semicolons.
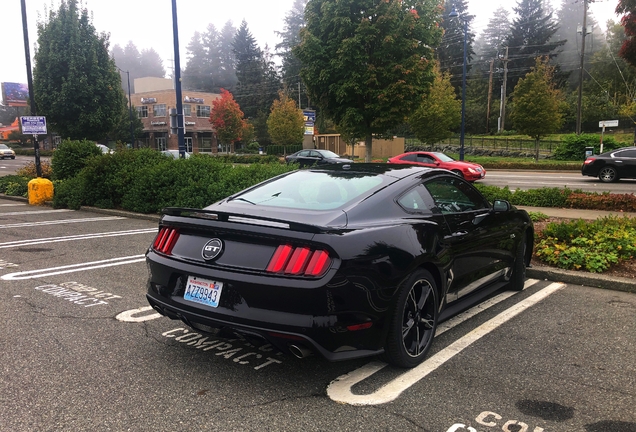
145;164;533;368
285;149;352;167
0;144;16;159
161;150;191;159
581;146;636;183
96;144;112;154
388;151;486;181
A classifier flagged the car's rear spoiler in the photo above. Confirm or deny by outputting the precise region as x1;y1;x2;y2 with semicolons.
160;207;335;234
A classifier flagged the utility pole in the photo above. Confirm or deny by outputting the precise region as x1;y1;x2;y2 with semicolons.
499;47;509;132
576;0;588;135
171;0;186;157
486;58;494;133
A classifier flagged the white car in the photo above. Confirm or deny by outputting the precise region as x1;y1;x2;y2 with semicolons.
96;144;112;154
161;150;191;159
0;144;16;159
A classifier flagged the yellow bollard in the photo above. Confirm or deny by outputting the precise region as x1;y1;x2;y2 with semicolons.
28;177;54;205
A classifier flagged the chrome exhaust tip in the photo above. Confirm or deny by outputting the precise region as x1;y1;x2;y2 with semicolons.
289;344;313;359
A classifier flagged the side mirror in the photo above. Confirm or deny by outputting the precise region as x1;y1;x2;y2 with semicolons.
493;200;510;212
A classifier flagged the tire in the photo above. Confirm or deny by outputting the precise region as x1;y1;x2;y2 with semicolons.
509;236;527;291
598;166;618;183
384;269;438;368
451;170;464;178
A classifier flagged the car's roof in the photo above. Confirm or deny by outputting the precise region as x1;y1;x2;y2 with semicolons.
599;146;636;157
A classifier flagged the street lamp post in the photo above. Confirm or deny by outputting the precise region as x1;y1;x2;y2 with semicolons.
449;8;467;161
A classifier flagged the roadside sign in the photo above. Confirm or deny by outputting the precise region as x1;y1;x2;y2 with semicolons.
20;116;47;134
599;120;618;128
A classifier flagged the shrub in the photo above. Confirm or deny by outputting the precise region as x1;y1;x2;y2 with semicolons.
51;139;102;180
552;134;622;161
0;175;29;196
16;160;53;179
535;216;636;272
474;184;571;207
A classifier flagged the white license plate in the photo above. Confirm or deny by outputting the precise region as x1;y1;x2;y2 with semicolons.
184;276;223;308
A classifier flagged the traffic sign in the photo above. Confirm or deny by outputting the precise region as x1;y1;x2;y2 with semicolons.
599;120;618;128
20;116;47;134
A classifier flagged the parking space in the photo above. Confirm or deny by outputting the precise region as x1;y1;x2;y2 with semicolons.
1;197;635;431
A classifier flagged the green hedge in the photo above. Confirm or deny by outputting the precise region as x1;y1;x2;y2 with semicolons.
52;149;296;213
0;175;29;197
51;139;102;180
266;145;303;156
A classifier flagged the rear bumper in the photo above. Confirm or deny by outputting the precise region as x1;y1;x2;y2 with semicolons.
145;251;388;361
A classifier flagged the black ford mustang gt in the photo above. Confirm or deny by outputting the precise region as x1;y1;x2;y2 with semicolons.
146;164;533;368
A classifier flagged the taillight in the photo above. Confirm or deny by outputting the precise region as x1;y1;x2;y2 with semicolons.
152;227;180;255
266;245;331;277
584;158;595;164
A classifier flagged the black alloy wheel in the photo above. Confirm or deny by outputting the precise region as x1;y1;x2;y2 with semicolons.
451;169;464;178
598;166;618;183
384;269;438;368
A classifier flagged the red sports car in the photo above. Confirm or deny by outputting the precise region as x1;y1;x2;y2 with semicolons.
388;151;486;181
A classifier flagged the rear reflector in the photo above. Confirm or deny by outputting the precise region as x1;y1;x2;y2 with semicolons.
152;227;180;255
266;245;331;277
346;322;373;331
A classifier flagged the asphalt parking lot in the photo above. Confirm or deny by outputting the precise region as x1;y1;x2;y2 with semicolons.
1;197;635;431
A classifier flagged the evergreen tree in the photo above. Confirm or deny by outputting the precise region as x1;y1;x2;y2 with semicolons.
183;31;210;91
437;0;475;93
276;0;309;108
34;0;124;141
553;0;604;89
111;41;165;93
506;0;566;91
217;21;238;91
294;0;443;161
233;20;280;119
475;7;510;61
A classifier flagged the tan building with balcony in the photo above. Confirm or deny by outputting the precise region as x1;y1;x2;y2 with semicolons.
131;78;222;153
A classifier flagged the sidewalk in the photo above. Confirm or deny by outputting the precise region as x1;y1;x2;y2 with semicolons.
519;206;636;221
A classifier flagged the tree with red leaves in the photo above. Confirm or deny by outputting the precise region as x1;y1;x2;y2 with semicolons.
209;89;248;152
617;0;636;66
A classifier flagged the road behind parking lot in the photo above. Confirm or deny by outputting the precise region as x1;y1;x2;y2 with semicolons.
1;197;635;431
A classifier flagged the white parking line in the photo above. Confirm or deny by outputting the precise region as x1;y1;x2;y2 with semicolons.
0;209;73;216
0;216;125;229
1;255;146;280
0;203;27;207
0;228;157;248
327;281;565;406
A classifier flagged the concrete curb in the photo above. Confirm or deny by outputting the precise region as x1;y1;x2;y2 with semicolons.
528;266;635;294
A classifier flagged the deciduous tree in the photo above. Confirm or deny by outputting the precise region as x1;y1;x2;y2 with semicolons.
408;65;461;144
34;0;123;141
209;89;247;151
267;91;304;149
294;0;443;162
510;57;564;161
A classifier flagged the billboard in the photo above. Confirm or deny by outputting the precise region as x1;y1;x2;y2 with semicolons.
1;82;29;107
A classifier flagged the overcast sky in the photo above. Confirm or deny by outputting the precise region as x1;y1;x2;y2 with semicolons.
1;0;620;86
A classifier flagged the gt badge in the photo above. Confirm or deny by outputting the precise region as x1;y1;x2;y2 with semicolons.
202;238;223;261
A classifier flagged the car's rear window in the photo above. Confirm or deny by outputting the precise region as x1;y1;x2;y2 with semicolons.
229;170;387;210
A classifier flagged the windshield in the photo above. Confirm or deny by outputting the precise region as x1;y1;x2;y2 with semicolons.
224;170;388;210
432;152;455;162
0;144;9;149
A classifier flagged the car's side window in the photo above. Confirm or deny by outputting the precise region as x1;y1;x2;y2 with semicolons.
424;177;488;214
309;151;321;158
397;184;433;214
298;150;310;157
416;155;435;164
401;154;417;162
615;150;636;158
